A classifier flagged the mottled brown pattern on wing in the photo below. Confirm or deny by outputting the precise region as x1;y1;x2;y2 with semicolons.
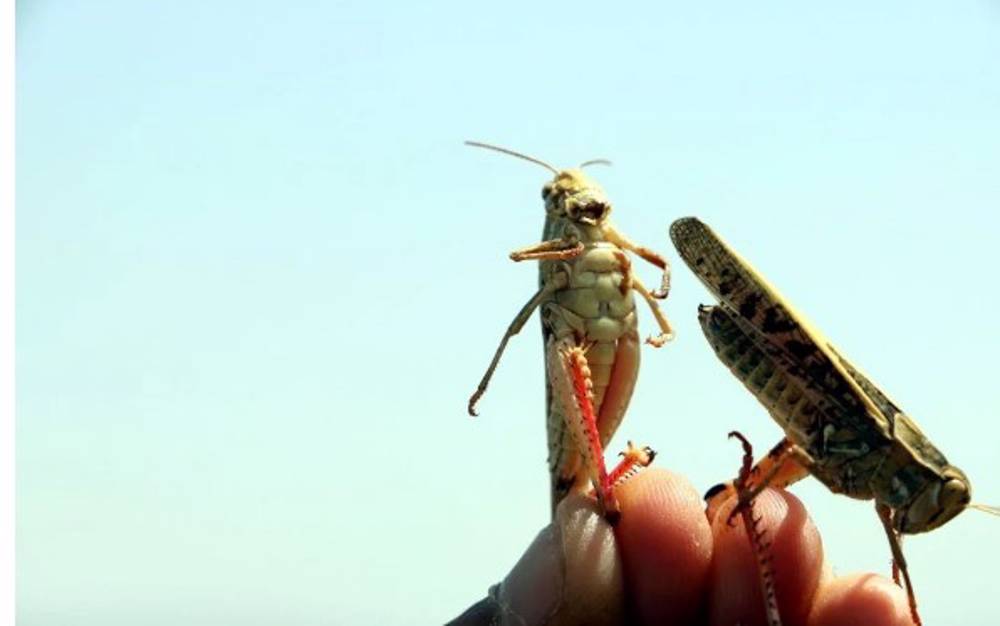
670;217;890;436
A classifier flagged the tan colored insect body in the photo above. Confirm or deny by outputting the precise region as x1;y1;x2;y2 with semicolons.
467;143;673;517
698;303;968;528
671;216;979;624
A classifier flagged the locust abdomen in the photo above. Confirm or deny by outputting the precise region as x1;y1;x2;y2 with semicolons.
543;235;641;509
698;304;889;500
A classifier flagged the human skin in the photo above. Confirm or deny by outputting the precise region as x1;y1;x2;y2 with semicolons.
448;468;916;626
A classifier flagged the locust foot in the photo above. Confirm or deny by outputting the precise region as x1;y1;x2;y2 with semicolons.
587;441;657;525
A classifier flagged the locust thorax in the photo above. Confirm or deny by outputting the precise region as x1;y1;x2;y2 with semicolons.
894;466;971;534
541;169;612;226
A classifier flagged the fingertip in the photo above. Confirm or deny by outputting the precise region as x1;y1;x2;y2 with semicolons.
809;573;916;626
549;494;626;625
493;495;626;626
615;468;714;625
708;488;823;626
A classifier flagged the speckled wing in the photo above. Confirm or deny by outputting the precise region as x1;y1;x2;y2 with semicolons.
670;217;894;437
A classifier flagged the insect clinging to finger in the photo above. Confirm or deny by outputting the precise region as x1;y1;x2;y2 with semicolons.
465;141;675;521
722;431;783;626
670;216;1000;626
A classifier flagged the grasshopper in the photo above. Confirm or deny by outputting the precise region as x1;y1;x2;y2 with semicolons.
670;216;999;625
466;141;674;520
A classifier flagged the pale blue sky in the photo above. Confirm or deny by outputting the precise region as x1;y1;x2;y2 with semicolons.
16;2;1000;624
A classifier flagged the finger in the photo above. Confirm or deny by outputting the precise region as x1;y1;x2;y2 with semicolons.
708;488;824;626
547;494;626;625
809;573;916;626
615;468;714;625
449;494;625;626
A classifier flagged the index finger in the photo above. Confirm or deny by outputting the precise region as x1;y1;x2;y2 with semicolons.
614;467;715;625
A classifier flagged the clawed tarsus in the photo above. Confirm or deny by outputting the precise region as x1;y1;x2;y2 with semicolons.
609;440;656;487
586;440;656;525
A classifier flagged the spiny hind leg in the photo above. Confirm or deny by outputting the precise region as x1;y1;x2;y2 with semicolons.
549;449;582;517
547;400;582;516
705;436;812;524
552;439;655;521
547;337;619;522
876;503;922;626
606;441;656;488
721;432;785;626
582;441;657;523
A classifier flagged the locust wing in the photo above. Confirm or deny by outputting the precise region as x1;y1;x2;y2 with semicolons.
670;217;896;437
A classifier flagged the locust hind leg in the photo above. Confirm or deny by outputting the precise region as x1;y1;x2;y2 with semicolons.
580;441;656;501
876;502;922;626
704;434;815;626
547;337;621;523
549;332;640;516
606;441;657;488
704;436;813;524
722;431;786;626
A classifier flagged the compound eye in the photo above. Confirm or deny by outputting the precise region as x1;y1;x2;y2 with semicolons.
941;478;970;508
541;184;553;199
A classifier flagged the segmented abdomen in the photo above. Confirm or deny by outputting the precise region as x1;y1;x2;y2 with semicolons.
542;234;641;506
543;239;640;425
699;305;885;499
699;305;819;443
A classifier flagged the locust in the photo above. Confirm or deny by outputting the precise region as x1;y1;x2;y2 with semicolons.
466;141;675;520
670;216;999;626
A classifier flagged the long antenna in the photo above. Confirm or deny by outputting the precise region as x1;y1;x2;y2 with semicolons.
579;158;612;168
970;503;1000;516
464;141;559;175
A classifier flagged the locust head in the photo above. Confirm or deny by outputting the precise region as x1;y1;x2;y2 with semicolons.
542;169;612;226
894;466;971;534
464;141;613;226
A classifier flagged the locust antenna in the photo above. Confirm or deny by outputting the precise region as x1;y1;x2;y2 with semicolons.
464;141;559;175
969;503;1000;516
579;159;613;168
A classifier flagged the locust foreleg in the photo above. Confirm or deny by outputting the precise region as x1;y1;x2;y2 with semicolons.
509;238;584;262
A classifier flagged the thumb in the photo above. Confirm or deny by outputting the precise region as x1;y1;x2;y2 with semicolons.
448;494;625;626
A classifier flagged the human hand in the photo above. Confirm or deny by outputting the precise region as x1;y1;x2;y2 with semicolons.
448;467;916;626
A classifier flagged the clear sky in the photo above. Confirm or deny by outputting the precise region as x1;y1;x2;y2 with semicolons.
16;1;1000;624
